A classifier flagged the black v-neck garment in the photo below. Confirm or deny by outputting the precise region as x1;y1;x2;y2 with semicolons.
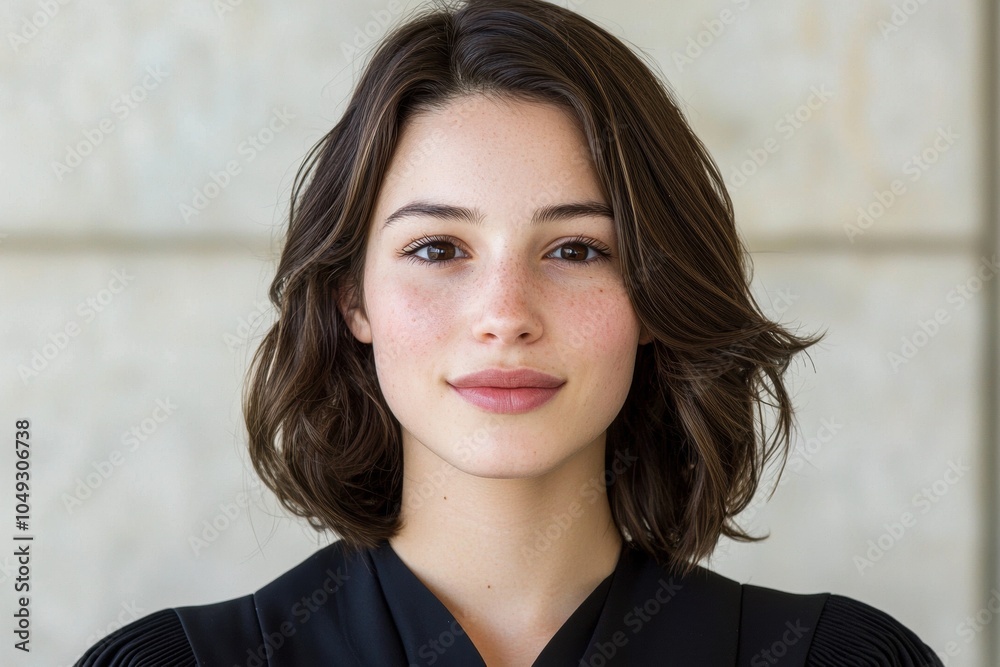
74;538;943;666
369;538;617;666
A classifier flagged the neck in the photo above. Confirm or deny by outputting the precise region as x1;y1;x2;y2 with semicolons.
388;432;624;631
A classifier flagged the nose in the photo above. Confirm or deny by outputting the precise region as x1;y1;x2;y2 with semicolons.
469;256;544;345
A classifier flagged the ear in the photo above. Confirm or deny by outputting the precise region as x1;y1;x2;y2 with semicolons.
336;283;373;344
638;323;653;346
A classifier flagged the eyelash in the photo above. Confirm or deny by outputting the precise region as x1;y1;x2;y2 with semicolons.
397;234;614;267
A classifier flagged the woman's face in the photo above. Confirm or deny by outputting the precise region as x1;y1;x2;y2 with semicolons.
340;94;651;479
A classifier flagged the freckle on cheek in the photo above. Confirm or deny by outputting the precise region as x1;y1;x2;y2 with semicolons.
383;292;445;344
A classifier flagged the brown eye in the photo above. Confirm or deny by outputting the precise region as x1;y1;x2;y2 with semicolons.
419;240;457;261
399;235;468;267
547;236;613;263
557;242;590;262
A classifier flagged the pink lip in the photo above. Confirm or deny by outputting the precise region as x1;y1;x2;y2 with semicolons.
450;385;562;414
448;367;565;414
449;368;564;389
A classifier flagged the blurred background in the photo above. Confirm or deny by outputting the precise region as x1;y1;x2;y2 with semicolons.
0;0;996;665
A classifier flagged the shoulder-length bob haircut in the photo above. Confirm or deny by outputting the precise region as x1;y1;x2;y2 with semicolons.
244;0;825;577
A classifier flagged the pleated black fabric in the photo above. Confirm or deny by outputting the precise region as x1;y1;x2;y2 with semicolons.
73;608;195;666
806;594;942;666
73;539;943;666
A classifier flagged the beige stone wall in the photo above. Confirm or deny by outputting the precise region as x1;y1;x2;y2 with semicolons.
1;1;994;665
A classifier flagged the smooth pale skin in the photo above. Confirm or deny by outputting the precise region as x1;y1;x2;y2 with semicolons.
338;93;653;666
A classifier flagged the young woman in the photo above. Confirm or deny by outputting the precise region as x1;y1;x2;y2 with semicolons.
76;0;943;665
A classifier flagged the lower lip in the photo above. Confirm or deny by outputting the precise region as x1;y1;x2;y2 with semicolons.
450;384;563;414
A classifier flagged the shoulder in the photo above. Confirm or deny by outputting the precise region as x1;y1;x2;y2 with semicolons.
74;591;274;666
73;607;196;667
73;541;360;667
807;593;943;666
734;581;943;666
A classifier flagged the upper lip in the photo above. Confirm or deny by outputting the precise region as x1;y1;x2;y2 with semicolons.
449;368;565;389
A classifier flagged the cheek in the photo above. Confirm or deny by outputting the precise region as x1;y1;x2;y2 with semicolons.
599;301;641;377
560;286;641;363
368;277;455;381
584;291;642;412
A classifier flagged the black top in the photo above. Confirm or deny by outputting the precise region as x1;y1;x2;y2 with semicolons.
74;539;942;666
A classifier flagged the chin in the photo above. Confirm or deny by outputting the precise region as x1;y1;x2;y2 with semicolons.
449;444;575;480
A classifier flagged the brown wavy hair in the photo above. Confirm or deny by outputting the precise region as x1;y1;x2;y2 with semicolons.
243;0;825;577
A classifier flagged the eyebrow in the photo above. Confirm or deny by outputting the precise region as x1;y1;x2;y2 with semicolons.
381;200;614;230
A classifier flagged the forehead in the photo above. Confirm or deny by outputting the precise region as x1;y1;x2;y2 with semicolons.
377;95;603;210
